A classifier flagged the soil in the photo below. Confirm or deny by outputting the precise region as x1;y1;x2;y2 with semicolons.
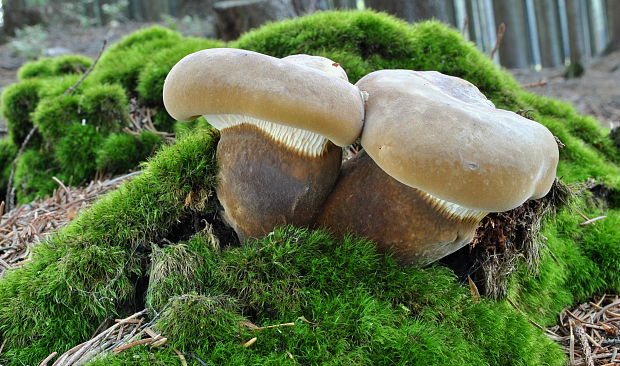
512;50;620;129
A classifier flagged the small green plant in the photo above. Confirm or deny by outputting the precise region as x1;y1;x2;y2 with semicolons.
8;25;48;60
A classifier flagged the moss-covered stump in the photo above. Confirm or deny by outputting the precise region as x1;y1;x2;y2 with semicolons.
0;10;619;365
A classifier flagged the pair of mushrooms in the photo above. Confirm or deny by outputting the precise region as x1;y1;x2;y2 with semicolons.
163;48;559;264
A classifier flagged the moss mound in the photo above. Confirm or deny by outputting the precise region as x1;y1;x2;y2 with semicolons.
18;55;92;80
0;10;619;365
89;228;563;365
0;25;226;202
0;130;219;362
1;79;42;145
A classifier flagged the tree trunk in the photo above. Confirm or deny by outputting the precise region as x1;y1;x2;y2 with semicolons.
566;0;587;65
1;0;43;38
534;0;563;68
291;0;331;14
214;0;297;41
333;0;356;9
171;0;215;17
365;0;451;23
492;0;530;68
605;0;620;54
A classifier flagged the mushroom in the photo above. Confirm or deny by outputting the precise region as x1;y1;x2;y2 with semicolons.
163;49;364;241
317;70;559;264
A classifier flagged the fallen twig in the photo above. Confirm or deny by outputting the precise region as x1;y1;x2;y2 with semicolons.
489;22;505;59
521;80;548;88
64;40;107;96
461;16;469;36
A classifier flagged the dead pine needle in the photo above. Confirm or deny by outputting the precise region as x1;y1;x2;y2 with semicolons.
468;275;480;303
112;337;156;354
38;352;57;366
0;339;7;355
547;295;620;365
0;174;136;278
255;322;295;331
173;349;188;366
243;337;258;348
580;216;607;226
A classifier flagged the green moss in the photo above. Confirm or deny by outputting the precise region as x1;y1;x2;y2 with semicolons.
79;83;128;132
173;117;212;138
155;294;246;349
105;26;181;53
137;37;224;105
54;124;103;184
92;27;182;92
510;200;620;326
13;148;62;203
91;228;564;365
0;130;219;363
18;55;92;80
152;108;176;132
0;138;17;198
0;79;42;145
31;93;81;142
37;74;87;97
145;236;216;312
95;131;163;174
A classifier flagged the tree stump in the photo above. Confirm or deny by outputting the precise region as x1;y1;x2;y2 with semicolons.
214;0;297;41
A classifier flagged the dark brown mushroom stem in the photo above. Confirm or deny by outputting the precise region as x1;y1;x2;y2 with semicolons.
316;150;487;265
217;123;342;242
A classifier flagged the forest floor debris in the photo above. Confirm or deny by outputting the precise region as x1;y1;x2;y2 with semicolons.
0;172;140;278
547;294;620;366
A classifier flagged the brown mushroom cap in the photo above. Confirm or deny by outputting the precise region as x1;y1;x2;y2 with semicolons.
356;70;559;212
163;48;364;147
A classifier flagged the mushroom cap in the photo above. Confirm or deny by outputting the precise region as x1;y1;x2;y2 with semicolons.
163;48;364;147
281;54;349;81
356;70;559;212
